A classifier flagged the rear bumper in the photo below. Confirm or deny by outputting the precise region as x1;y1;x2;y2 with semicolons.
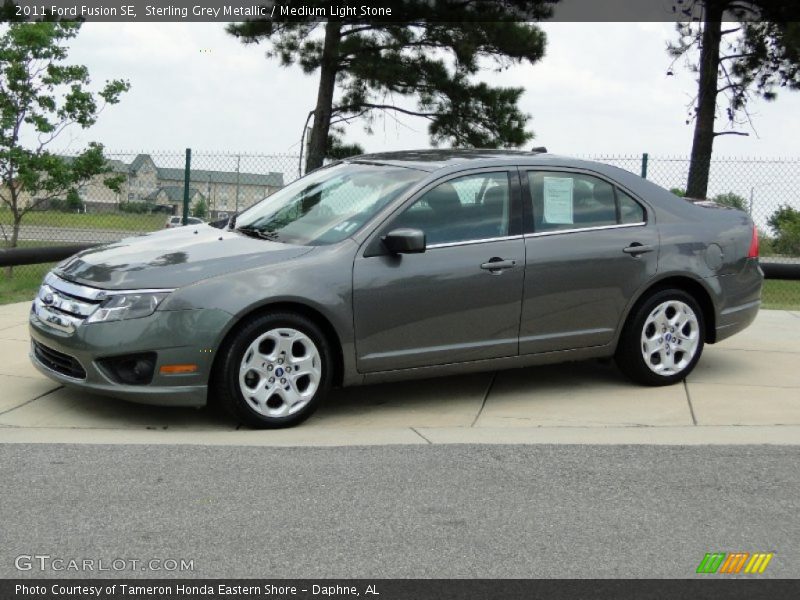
713;257;763;343
715;299;760;343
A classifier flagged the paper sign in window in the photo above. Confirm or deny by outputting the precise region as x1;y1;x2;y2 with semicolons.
542;176;574;224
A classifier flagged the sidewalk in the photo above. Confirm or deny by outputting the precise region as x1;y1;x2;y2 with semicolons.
1;301;799;446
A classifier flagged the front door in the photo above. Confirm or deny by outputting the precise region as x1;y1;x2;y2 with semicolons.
353;169;525;373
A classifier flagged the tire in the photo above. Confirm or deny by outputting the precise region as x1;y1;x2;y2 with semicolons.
615;288;705;386
212;312;333;428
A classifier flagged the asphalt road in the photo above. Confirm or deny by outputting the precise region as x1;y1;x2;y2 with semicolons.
1;443;798;579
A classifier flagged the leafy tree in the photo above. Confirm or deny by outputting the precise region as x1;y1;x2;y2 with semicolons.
758;228;776;256
192;197;208;219
0;21;129;264
228;1;552;172
64;188;83;212
712;191;747;210
668;1;800;198
767;204;800;256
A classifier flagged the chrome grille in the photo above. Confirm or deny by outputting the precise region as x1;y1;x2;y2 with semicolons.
32;273;103;334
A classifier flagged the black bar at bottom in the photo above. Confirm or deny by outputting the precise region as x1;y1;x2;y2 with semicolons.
3;579;800;600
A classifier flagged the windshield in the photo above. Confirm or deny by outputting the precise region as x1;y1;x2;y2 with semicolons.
234;162;425;245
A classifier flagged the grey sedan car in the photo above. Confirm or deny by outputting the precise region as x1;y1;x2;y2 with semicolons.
29;150;763;428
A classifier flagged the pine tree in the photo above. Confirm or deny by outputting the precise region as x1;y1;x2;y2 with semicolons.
228;1;552;172
668;1;800;198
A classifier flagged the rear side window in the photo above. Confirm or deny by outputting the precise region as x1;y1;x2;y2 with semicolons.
618;189;646;224
526;171;645;232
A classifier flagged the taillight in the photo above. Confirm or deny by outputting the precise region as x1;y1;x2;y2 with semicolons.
747;225;759;258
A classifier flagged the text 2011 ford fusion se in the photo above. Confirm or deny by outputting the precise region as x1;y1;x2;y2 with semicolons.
29;150;763;428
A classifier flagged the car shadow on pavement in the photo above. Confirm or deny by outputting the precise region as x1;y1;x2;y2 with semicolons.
0;360;687;431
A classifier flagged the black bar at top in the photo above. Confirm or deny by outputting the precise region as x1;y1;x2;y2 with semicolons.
5;0;800;23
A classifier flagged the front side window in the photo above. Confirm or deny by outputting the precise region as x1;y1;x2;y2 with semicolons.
388;172;511;246
527;171;645;232
235;162;425;245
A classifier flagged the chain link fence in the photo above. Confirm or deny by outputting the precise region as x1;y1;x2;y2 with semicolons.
593;154;800;309
594;154;800;255
1;151;799;308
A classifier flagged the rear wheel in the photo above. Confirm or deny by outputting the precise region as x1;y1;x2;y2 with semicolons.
615;289;705;386
212;312;332;428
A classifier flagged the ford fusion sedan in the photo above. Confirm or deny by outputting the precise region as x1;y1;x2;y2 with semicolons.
29;150;762;428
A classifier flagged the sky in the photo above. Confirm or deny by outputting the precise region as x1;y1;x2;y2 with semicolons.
38;21;800;159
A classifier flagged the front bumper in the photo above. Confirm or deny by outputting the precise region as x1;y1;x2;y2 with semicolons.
29;304;232;408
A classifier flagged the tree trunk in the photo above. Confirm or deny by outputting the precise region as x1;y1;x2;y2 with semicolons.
10;217;19;248
3;194;21;278
686;2;724;199
305;21;342;174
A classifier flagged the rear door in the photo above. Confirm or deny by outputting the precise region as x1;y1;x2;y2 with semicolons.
352;168;526;372
520;169;659;355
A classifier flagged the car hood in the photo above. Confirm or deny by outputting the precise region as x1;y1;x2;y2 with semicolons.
55;225;314;290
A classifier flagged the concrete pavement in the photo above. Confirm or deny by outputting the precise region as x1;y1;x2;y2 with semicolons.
0;301;799;446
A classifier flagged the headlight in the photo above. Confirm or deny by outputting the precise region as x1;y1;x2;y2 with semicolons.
86;292;170;324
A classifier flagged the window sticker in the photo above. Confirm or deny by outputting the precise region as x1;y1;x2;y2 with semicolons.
542;176;574;224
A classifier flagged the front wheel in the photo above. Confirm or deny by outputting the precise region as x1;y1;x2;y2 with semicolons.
212;312;332;428
615;289;705;386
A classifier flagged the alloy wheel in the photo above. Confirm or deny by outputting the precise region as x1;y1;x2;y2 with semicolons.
640;300;700;376
238;328;322;417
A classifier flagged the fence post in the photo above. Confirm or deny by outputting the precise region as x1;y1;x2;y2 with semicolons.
235;154;241;214
182;148;192;225
640;152;649;179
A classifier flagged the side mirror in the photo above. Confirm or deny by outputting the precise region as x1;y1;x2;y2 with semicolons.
382;228;426;254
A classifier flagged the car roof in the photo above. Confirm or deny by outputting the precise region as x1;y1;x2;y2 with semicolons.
348;149;605;174
346;148;702;219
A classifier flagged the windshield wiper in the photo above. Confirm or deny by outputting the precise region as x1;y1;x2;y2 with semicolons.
235;226;281;241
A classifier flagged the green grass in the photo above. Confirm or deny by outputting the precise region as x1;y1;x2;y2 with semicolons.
0;209;164;232
761;279;800;310
1;241;69;304
0;262;52;304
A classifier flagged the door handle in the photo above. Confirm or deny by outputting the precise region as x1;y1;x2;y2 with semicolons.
622;243;654;256
480;258;516;272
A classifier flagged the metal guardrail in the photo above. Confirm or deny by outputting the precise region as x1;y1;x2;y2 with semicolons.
761;262;800;281
1;243;798;279
0;244;96;268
